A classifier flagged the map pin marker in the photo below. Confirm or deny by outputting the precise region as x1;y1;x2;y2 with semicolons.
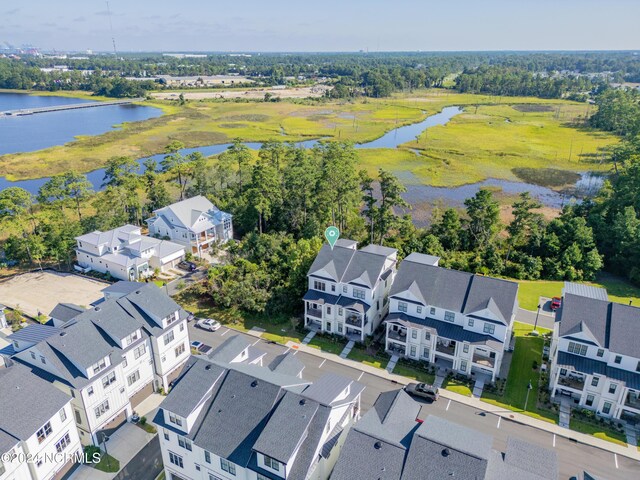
324;226;340;250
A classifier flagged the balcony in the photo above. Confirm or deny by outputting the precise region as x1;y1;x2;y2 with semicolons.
625;392;640;411
306;307;323;319
345;313;364;328
472;353;495;368
436;339;456;356
558;374;585;391
388;329;407;342
387;343;406;355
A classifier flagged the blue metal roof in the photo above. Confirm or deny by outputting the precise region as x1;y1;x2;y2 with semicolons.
7;324;62;344
557;351;640;390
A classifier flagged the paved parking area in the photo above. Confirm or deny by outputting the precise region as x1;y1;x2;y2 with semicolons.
0;271;107;317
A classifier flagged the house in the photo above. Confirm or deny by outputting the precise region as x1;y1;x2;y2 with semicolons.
155;348;364;480
48;303;85;328
207;334;266;366
384;253;518;381
146;196;233;256
0;364;82;480
331;389;558;480
304;240;398;342
549;287;640;421
8;283;190;444
75;225;186;281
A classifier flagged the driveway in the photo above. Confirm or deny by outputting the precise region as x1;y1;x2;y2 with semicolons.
0;270;107;318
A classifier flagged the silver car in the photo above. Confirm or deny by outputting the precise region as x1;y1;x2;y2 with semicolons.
196;318;221;331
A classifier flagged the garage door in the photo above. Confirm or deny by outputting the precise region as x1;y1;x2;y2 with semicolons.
130;382;154;408
98;410;127;439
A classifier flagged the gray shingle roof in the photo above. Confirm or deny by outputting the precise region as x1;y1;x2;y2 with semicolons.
0;430;19;457
102;281;146;296
149;195;228;231
0;364;71;441
7;324;62;344
303;290;340;305
485;438;558;480
302;373;365;407
74;301;141;342
268;352;305;377
563;282;609;301
49;303;85;323
46;320;117;370
253;392;319;463
391;260;518;325
559;293;640;357
208;335;251;363
125;283;181;322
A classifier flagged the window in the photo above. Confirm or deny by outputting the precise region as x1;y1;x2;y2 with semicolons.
444;311;455;322
343;285;348;294
586;395;594;407
95;400;110;419
37;422;52;443
430;307;436;315
337;323;343;333
134;344;146;360
92;358;107;374
175;343;186;357
597;349;604;358
127;370;140;386
169;451;184;468
463;344;469;353
483;323;495;335
614;355;622;364
353;288;365;300
602;402;612;415
122;356;128;368
102;372;116;388
220;458;236;475
560;368;567;376
179;323;184;332
591;376;599;387
264;455;280;471
178;436;192;451
125;331;139;346
327;306;332;315
40;355;46;364
424;331;431;341
30;351;36;360
637;361;640;373
164;330;175;345
609;383;617;394
87;386;94;396
164;430;170;441
398;301;408;313
55;433;71;453
204;450;211;464
468;318;474;327
338;307;343;316
331;284;336;292
422;347;430;358
257;475;271;480
168;413;182;427
460;360;468;372
59;408;67;423
411;329;417;339
313;280;326;291
568;342;588;356
417;306;422;314
410;345;416;357
326;322;332;332
75;410;82;424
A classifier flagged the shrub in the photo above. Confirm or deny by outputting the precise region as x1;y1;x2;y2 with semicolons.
140;416;147;426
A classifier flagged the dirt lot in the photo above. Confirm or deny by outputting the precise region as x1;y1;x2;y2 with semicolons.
151;84;331;101
0;271;107;318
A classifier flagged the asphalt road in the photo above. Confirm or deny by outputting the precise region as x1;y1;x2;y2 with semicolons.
188;323;640;480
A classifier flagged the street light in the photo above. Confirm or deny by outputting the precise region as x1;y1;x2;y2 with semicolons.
524;380;533;411
100;432;110;470
532;304;541;336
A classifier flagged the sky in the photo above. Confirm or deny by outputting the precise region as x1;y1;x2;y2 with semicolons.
3;0;640;52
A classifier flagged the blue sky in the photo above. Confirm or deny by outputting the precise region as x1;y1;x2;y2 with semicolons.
3;0;639;52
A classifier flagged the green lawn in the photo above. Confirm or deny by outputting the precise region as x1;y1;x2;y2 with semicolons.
569;418;628;446
347;347;389;369
442;377;473;397
307;335;348;355
516;274;640;311
392;363;436;385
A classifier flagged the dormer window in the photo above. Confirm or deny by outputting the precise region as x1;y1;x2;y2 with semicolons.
92;358;107;375
263;455;280;472
313;280;326;292
36;422;52;444
398;301;408;313
353;288;365;300
125;331;139;346
168;412;183;427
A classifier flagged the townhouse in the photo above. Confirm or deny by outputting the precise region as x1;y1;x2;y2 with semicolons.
0;364;82;480
331;389;558;480
384;253;518;381
304;240;397;342
5;282;190;445
549;285;640;421
155;339;364;480
146;195;233;256
75;224;185;281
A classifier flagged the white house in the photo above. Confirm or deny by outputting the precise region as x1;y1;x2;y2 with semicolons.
155;348;364;480
8;283;190;445
549;286;640;421
303;240;397;342
384;253;519;382
75;225;185;281
0;364;82;480
146;196;233;256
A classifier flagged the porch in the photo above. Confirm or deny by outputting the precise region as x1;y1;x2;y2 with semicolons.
387;342;406;356
388;328;407;342
345;311;365;328
305;318;322;331
557;372;585;391
472;352;496;369
435;338;456;356
625;391;640;411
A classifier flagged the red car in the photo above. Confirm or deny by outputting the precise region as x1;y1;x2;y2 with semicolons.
551;297;562;311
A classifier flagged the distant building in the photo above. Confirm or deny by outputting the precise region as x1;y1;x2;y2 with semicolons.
146;196;233;256
331;389;558;480
75;225;185;281
384;253;518;381
304;240;397;342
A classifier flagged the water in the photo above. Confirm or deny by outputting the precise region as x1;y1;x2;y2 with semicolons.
0;92;162;155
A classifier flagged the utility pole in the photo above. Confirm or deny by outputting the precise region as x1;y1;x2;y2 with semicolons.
106;1;118;56
524;380;533;411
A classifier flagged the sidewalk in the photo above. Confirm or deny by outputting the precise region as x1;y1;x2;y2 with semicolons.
286;340;640;461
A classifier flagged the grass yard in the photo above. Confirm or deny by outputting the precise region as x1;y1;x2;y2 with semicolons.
307;334;348;355
392;363;436;385
347;347;389;369
569;418;628;447
442;377;473;397
517;273;640;311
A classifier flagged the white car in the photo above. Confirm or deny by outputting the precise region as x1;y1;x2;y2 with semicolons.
196;318;221;332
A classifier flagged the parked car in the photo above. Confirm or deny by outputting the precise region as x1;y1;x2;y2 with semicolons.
551;296;562;311
185;310;195;321
196;318;221;331
404;383;439;402
178;261;197;272
191;341;204;351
